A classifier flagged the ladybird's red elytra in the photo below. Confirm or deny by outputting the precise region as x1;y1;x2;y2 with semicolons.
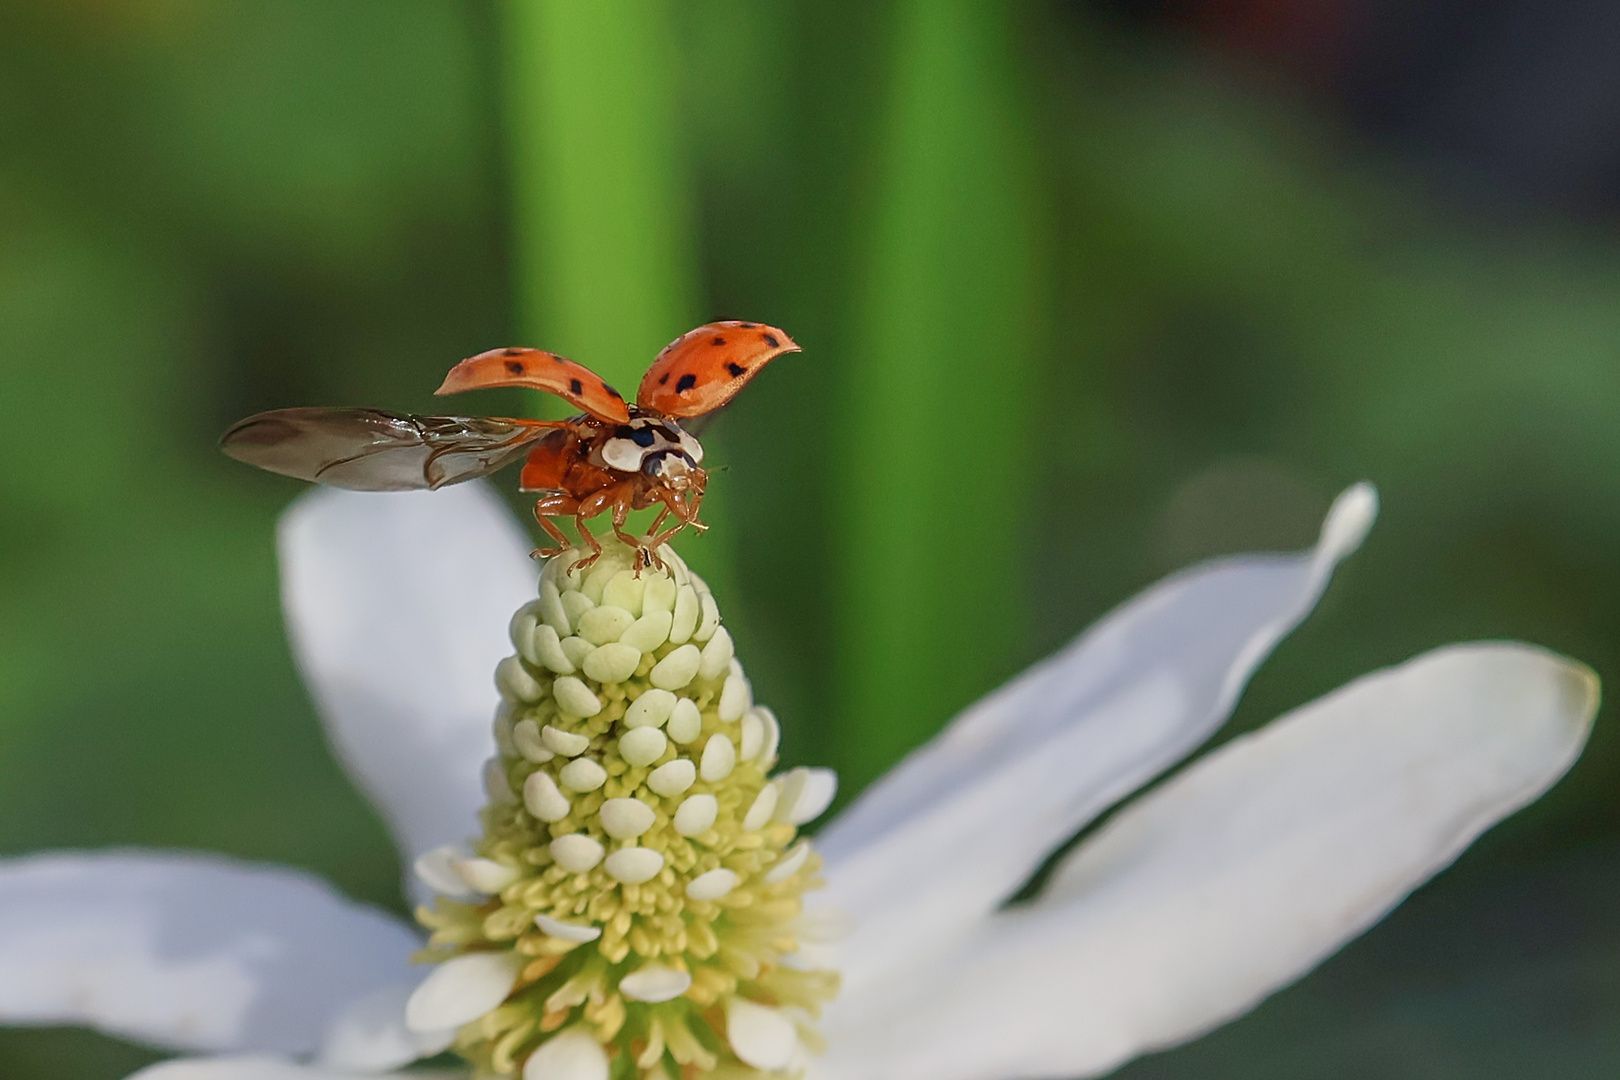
637;320;800;417
219;321;799;569
436;346;632;424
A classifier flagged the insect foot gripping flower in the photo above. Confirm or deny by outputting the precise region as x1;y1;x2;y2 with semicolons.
407;537;840;1080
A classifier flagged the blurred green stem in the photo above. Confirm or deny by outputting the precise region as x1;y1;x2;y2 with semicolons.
837;0;1044;791
498;0;730;586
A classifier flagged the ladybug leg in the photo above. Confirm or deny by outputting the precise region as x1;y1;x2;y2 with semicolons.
534;515;572;558
640;494;683;551
571;488;618;570
531;495;579;559
644;521;686;552
609;495;638;556
571;524;604;570
608;490;667;573
679;488;709;532
643;490;703;551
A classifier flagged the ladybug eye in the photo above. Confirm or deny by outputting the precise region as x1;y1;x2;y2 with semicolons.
643;449;698;484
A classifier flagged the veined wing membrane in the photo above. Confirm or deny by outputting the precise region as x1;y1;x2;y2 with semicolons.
220;407;558;491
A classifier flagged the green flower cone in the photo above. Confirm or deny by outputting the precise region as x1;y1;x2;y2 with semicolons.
412;538;839;1080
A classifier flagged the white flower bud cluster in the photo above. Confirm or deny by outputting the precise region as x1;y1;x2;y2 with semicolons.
410;539;840;1080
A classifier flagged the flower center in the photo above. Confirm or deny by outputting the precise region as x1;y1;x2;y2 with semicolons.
408;539;840;1080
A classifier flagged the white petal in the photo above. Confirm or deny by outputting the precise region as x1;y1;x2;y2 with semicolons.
600;797;656;839
673;794;718;836
817;483;1377;993
797;906;856;944
127;1057;439;1080
774;767;838;826
412;845;475;899
0;851;418;1055
819;642;1596;1080
317;982;455;1072
700;732;736;782
742;785;780;831
452;857;520;894
404;951;522;1033
766;841;813;884
549;834;605;872
279;484;536;901
535;914;601;943
523;1028;609;1080
685;869;738;901
618;962;692;1003
726;998;799;1070
603;847;664;884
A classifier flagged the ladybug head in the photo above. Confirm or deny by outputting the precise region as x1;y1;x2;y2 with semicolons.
600;416;704;476
642;447;702;492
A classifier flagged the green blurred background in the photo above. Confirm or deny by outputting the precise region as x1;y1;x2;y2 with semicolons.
3;1;1619;1076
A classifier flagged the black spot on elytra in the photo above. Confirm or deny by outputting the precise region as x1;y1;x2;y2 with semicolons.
502;347;525;356
725;362;747;377
738;321;758;328
550;353;565;363
676;373;698;393
658;373;670;385
505;359;525;374
569;378;584;395
762;333;780;348
603;382;622;400
615;425;657;447
712;336;726;346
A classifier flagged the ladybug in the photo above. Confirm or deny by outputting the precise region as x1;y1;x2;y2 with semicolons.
221;320;800;568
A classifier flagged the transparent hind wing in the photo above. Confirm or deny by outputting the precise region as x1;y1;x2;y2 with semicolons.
220;407;561;491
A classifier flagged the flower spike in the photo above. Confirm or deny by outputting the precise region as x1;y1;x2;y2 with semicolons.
408;537;839;1079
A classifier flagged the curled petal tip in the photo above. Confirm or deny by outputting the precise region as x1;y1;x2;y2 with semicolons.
1537;650;1601;739
1319;481;1378;561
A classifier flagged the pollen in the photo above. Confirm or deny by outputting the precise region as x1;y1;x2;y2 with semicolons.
410;538;841;1080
